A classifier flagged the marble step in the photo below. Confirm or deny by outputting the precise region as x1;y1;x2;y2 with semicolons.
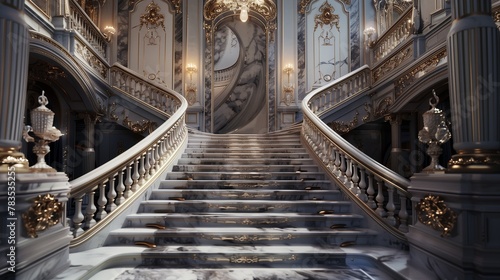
176;158;316;165
186;143;305;149
172;164;319;172
159;179;334;190
93;267;384;280
181;151;310;158
117;245;385;269
106;227;377;246
139;200;351;214
184;148;309;155
150;189;342;201
164;171;326;181
123;212;364;228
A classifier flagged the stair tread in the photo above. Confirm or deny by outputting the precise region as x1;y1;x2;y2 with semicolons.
126;212;362;218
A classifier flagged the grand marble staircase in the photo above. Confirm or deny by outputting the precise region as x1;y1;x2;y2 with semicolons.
91;130;405;279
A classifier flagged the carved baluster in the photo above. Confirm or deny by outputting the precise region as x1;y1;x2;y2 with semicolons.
344;158;353;187
115;169;125;205
95;182;108;220
72;195;85;237
149;148;156;175
398;192;409;232
124;163;133;198
351;162;360;195
375;179;386;217
106;176;117;212
143;151;151;180
139;153;146;184
132;157;140;192
386;185;396;225
326;143;333;170
357;167;368;202
334;149;341;178
84;190;97;229
366;173;376;209
154;143;161;169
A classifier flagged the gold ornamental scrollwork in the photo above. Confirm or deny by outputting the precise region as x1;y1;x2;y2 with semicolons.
22;194;63;238
300;0;351;14
327;111;359;134
140;2;166;31
203;0;277;43
416;195;457;237
314;1;340;32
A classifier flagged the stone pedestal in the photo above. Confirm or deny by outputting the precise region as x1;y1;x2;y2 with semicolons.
0;172;71;280
408;173;500;279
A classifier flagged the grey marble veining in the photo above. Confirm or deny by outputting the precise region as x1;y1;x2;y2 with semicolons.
113;268;375;280
350;0;361;70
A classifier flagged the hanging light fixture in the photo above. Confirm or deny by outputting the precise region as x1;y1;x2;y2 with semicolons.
219;0;260;22
239;5;249;22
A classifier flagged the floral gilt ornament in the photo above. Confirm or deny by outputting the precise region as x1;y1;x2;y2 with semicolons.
22;194;63;238
140;2;166;31
314;1;340;32
416;195;457;237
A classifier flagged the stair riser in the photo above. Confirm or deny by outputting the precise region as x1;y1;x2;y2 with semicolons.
107;234;373;247
138;254;363;269
181;153;311;159
124;216;362;229
159;181;334;190
176;159;316;165
150;191;342;201
172;165;320;172
165;173;326;181
140;203;351;214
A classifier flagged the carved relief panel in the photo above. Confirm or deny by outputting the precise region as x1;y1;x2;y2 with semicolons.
129;1;175;88
306;0;350;91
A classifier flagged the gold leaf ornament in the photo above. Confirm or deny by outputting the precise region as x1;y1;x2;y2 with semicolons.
22;194;63;238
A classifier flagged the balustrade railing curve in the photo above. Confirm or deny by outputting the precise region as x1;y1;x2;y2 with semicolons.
68;65;188;247
301;69;412;241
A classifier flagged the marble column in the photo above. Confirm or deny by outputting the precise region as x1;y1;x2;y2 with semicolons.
447;0;500;173
0;0;30;172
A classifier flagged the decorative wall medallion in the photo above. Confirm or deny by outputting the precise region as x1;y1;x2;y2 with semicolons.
314;1;340;32
140;2;166;31
416;195;457;237
22;194;63;238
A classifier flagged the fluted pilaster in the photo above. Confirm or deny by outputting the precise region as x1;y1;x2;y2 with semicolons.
0;0;30;172
447;0;500;173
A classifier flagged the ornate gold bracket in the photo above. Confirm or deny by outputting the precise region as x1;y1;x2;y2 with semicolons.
416;195;457;237
22;194;63;238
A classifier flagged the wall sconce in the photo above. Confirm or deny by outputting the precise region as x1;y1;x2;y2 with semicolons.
185;63;197;105
103;25;116;42
283;64;294;106
363;27;376;48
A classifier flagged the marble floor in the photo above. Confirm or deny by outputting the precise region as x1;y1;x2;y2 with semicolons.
96;267;376;280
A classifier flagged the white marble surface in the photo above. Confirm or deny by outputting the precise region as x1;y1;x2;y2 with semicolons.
53;245;431;279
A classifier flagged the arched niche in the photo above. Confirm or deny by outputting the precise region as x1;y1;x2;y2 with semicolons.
203;0;277;134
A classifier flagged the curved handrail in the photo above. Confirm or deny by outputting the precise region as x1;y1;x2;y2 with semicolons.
68;66;188;247
301;69;412;241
